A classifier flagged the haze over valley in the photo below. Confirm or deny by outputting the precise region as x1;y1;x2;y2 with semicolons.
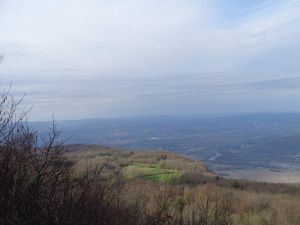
2;0;300;224
32;113;300;182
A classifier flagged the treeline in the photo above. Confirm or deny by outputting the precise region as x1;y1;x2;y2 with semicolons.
0;89;233;225
1;89;300;225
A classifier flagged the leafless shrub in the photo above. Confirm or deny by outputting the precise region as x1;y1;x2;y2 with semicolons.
0;89;127;225
4;86;297;225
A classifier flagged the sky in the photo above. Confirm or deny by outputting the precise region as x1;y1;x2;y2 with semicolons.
0;0;300;121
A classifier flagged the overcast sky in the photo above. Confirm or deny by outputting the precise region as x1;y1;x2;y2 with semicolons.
0;0;300;120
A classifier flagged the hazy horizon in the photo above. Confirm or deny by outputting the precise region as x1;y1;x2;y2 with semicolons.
28;112;300;123
1;0;300;120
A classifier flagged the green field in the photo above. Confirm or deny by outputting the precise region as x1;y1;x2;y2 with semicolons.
123;162;181;182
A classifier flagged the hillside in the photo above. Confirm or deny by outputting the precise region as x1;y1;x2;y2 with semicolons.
32;114;300;178
65;144;300;193
63;144;300;225
65;144;215;182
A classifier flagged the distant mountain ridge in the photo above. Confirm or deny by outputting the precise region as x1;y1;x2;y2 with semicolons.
31;113;300;172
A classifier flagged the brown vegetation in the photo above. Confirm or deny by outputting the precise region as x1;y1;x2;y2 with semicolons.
1;89;300;225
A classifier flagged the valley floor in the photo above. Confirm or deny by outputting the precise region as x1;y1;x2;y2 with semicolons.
217;168;300;183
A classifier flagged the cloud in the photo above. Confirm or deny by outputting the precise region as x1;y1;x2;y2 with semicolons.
0;0;300;120
243;77;300;90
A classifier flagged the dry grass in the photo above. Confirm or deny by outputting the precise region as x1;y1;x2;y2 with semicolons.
65;144;214;182
65;144;300;225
